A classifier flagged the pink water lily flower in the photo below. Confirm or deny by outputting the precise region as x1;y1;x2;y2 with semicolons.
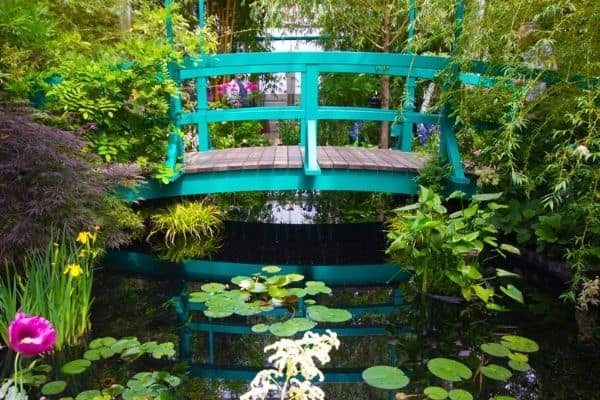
8;312;57;356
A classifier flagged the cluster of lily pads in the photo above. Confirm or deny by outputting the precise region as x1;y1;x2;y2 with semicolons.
188;266;352;337
362;334;539;400
25;336;178;400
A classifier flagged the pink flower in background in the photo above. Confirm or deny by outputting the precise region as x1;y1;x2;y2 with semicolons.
245;82;258;92
8;312;57;356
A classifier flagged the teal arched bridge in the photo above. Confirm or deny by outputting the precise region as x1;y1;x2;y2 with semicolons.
126;0;497;201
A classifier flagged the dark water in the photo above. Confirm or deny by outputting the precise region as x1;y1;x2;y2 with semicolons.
89;222;600;400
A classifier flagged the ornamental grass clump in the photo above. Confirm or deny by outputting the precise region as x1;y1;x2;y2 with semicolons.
147;200;223;260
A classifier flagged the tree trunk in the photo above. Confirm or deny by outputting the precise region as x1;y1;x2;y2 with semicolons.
378;1;392;149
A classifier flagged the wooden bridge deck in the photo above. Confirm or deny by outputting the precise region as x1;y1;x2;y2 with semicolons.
184;146;426;173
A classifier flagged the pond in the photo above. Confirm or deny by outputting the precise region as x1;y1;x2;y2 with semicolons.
84;222;600;399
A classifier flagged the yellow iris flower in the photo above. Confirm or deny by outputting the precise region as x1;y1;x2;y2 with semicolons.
76;231;96;245
64;263;83;277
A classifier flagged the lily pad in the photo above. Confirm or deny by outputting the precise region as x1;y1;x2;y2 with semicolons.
189;291;212;302
251;323;270;333
427;358;472;382
507;360;531;372
287;273;304;282
500;336;539;353
262;265;281;273
449;389;473;400
269;322;296;337
507;352;528;362
75;390;102;400
83;349;101;361
423;386;448;399
307;305;352;323
88;337;116;349
480;343;509;358
481;364;512;381
61;359;91;375
102;384;125;397
284;318;316;332
288;288;307;298
305;281;332;295
362;366;409;390
489;396;516;400
231;275;252;285
201;282;226;293
42;381;67;396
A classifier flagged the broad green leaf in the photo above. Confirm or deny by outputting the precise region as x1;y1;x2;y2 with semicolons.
231;275;252;285
481;364;512;381
500;336;539;353
500;285;524;303
42;381;67;396
307;305;352;323
286;273;304;282
508;360;531;372
262;265;281;273
489;396;516;400
120;345;143;361
188;291;212;302
449;389;473;400
61;359;91;375
423;386;448;399
486;303;509;312
495;268;520;278
427;358;472;382
499;244;520;255
102;384;124;397
473;285;494;303
362;366;409;389
480;343;510;358
268;285;288;299
471;193;502;202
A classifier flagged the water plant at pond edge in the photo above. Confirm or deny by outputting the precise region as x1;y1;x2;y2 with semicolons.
0;230;100;350
362;334;539;400
241;330;340;400
1;333;178;400
188;266;352;336
386;186;523;310
146;200;224;262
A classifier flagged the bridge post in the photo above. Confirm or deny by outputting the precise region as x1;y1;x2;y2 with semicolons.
302;66;321;175
440;116;469;185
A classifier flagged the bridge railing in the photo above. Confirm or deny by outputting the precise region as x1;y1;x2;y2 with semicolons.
167;51;473;181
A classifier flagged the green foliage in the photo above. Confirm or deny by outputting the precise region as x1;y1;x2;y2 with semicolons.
147;200;223;261
277;120;300;145
386;186;522;309
188;266;351;336
0;230;99;349
209;120;269;149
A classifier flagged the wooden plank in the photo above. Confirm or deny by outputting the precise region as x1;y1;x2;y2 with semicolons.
287;146;303;168
362;148;395;171
377;150;418;171
353;147;380;170
274;145;288;168
258;146;276;168
242;147;263;170
323;146;349;168
317;146;335;168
